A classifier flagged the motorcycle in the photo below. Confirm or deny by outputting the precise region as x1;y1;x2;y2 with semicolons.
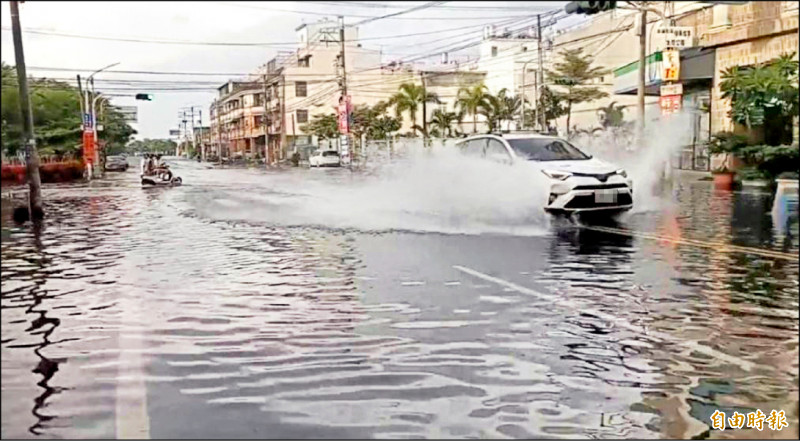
141;162;182;187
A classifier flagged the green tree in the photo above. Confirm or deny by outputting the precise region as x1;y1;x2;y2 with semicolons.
456;83;489;134
478;88;522;132
100;105;137;155
720;52;798;145
2;62;135;159
127;138;177;154
428;108;460;138
300;113;338;142
390;83;440;137
546;48;609;135
528;86;567;129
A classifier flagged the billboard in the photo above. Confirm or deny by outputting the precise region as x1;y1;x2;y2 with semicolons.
662;49;680;82
117;106;138;123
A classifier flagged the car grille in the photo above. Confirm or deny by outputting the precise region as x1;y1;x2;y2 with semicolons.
572;183;628;191
564;192;633;209
572;172;617;182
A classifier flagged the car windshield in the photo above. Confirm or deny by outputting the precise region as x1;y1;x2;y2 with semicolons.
507;138;590;161
322;151;339;157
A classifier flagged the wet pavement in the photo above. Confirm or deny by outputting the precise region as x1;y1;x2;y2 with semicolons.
1;158;798;439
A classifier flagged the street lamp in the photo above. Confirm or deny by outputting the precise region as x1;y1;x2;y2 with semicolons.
86;62;119;175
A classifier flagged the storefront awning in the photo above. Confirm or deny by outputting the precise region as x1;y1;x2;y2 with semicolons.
612;47;715;95
613;52;663;96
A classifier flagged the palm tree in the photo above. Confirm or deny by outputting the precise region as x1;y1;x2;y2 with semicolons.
456;83;489;133
477;88;523;132
478;93;502;132
389;83;440;137
429;108;459;138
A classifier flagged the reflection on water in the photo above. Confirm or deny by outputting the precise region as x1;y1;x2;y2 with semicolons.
1;162;798;439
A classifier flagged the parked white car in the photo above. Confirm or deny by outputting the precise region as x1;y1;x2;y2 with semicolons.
455;133;633;216
309;150;341;168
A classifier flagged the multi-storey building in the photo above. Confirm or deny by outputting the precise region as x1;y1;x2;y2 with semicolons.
209;81;265;160
192;126;212;159
262;19;391;163
477;24;541;100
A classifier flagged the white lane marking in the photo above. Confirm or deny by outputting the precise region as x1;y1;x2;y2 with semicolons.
115;294;150;439
453;265;755;372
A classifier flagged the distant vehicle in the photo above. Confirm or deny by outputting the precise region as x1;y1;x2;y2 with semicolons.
309;150;341;168
105;155;129;172
455;133;633;216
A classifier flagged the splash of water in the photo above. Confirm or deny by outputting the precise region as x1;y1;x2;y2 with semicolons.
569;112;694;214
193;140;551;236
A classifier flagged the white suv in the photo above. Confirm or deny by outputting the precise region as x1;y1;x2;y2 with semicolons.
455;134;633;215
309;150;341;168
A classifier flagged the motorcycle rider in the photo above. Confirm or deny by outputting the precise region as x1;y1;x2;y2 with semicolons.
155;154;173;181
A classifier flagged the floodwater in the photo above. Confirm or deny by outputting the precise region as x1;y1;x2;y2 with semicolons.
1;158;798;439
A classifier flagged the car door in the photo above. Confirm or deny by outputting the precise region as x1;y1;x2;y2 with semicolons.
485;138;513;165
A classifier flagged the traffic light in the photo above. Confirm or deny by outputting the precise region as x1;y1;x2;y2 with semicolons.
565;1;616;15
135;93;153;101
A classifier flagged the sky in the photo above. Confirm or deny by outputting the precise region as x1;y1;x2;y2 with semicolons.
1;1;575;140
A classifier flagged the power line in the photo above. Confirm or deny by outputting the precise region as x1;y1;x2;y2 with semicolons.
0;20;505;47
218;1;537;20
309;1;560;11
352;1;447;26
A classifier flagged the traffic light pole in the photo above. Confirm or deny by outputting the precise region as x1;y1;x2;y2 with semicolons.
9;0;43;221
564;1;666;140
637;8;647;142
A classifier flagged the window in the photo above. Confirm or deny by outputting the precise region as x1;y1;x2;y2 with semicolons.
712;4;731;28
296;109;308;123
461;137;487;157
491;46;498;57
296;81;307;97
508;138;591;161
485;139;511;164
298;56;311;68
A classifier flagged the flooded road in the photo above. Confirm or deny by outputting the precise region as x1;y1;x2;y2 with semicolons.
2;159;798;439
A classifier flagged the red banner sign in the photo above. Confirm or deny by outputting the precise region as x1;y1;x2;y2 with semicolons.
83;130;95;164
660;94;682;116
338;95;352;134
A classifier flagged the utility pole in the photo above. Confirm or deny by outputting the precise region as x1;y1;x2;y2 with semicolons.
198;109;204;161
339;16;347;97
262;74;269;166
338;15;352;169
190;106;196;158
10;0;43;220
421;71;427;144
536;13;545;132
280;76;286;163
214;99;223;164
637;8;647;141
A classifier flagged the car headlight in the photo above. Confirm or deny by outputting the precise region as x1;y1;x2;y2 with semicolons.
541;169;572;181
616;169;628;178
